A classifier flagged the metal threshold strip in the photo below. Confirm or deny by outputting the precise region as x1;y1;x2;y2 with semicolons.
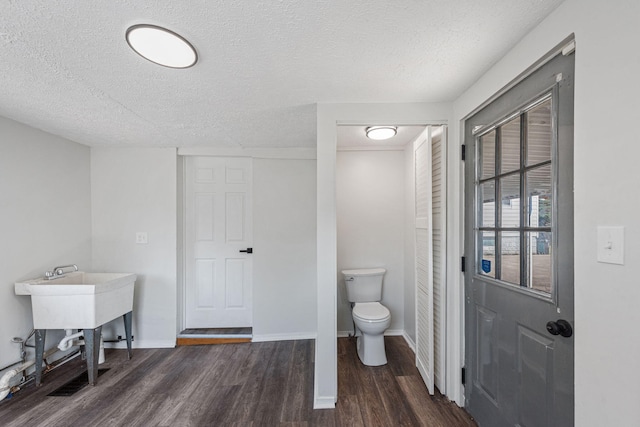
176;328;252;346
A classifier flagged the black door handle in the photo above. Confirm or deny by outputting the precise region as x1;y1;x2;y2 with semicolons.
239;248;253;254
546;319;573;337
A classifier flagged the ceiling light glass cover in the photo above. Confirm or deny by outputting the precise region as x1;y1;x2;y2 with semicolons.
365;126;397;140
126;24;197;68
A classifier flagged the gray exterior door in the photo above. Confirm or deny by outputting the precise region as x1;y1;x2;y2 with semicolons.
464;49;574;426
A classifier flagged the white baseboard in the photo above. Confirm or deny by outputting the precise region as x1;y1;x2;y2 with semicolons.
251;332;317;343
103;339;175;349
402;331;416;352
313;395;337;409
337;329;404;338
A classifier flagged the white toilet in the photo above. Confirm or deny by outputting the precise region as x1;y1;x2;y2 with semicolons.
342;268;391;366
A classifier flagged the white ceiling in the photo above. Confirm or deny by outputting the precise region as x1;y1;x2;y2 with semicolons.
0;1;563;149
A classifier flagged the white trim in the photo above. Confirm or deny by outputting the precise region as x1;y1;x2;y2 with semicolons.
177;146;316;159
251;332;317;343
403;331;416;352
313;395;337;410
444;119;465;406
336;329;404;338
177;156;187;336
103;339;176;349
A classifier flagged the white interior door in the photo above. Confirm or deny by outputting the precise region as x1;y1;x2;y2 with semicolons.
415;128;434;395
185;156;253;328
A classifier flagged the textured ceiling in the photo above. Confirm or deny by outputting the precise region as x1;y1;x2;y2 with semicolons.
0;1;563;148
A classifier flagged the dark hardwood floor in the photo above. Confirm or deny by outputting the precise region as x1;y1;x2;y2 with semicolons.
0;336;476;426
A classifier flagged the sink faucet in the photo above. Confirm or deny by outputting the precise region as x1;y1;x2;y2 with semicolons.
45;264;78;280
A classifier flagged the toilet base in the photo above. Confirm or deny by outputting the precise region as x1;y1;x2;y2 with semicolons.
356;333;387;366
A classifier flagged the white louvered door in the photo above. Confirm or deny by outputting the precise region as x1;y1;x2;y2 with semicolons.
415;128;434;395
431;127;447;393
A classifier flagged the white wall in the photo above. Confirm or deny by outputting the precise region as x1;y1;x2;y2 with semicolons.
452;0;640;424
403;142;417;346
0;117;92;372
91;147;177;348
336;150;405;335
252;158;317;341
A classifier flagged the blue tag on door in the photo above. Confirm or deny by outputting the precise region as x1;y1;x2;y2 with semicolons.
482;259;491;273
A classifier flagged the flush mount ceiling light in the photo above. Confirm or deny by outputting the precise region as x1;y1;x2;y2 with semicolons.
365;126;397;140
126;24;197;69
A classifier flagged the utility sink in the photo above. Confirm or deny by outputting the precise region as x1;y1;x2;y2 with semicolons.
15;272;136;329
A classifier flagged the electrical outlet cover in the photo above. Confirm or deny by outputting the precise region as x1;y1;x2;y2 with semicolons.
136;232;148;244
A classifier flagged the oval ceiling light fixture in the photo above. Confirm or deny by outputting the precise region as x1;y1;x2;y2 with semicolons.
365;126;398;140
126;24;197;69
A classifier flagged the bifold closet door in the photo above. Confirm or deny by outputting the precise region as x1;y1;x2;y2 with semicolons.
415;128;434;395
431;127;447;393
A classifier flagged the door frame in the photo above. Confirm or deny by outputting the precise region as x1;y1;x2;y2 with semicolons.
315;103;455;409
458;36;576;409
177;148;316;333
178;154;254;332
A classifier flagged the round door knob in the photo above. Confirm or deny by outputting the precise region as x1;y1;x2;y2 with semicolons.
546;319;573;338
546;321;560;335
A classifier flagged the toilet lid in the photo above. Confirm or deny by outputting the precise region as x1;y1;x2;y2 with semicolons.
341;268;386;277
353;302;390;321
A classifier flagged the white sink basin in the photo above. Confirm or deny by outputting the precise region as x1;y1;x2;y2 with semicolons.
15;272;136;329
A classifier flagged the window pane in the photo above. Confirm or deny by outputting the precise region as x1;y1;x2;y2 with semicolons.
527;99;552;166
480;131;496;180
501;117;520;174
527;231;552;294
479;231;495;278
526;164;552;227
480;181;495;227
500;174;520;228
500;231;520;285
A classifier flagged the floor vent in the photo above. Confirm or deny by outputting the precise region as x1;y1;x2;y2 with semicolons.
47;369;109;397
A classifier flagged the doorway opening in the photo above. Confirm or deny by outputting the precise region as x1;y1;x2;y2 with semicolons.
179;156;254;344
336;124;448;397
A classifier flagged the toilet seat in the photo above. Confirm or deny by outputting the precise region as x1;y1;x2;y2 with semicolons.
353;302;390;321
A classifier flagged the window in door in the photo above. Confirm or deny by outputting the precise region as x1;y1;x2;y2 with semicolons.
475;94;554;295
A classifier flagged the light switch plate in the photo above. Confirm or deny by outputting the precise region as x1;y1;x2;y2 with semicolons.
136;232;148;244
597;226;624;265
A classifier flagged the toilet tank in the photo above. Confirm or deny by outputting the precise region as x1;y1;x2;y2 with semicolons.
342;268;386;303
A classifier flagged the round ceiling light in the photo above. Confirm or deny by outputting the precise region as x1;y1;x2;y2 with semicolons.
365;126;398;140
126;24;197;69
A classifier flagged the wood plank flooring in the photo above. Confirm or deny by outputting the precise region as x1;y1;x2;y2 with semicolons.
0;336;476;426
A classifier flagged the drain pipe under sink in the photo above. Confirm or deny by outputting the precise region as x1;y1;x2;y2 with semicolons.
58;329;83;351
0;347;59;401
